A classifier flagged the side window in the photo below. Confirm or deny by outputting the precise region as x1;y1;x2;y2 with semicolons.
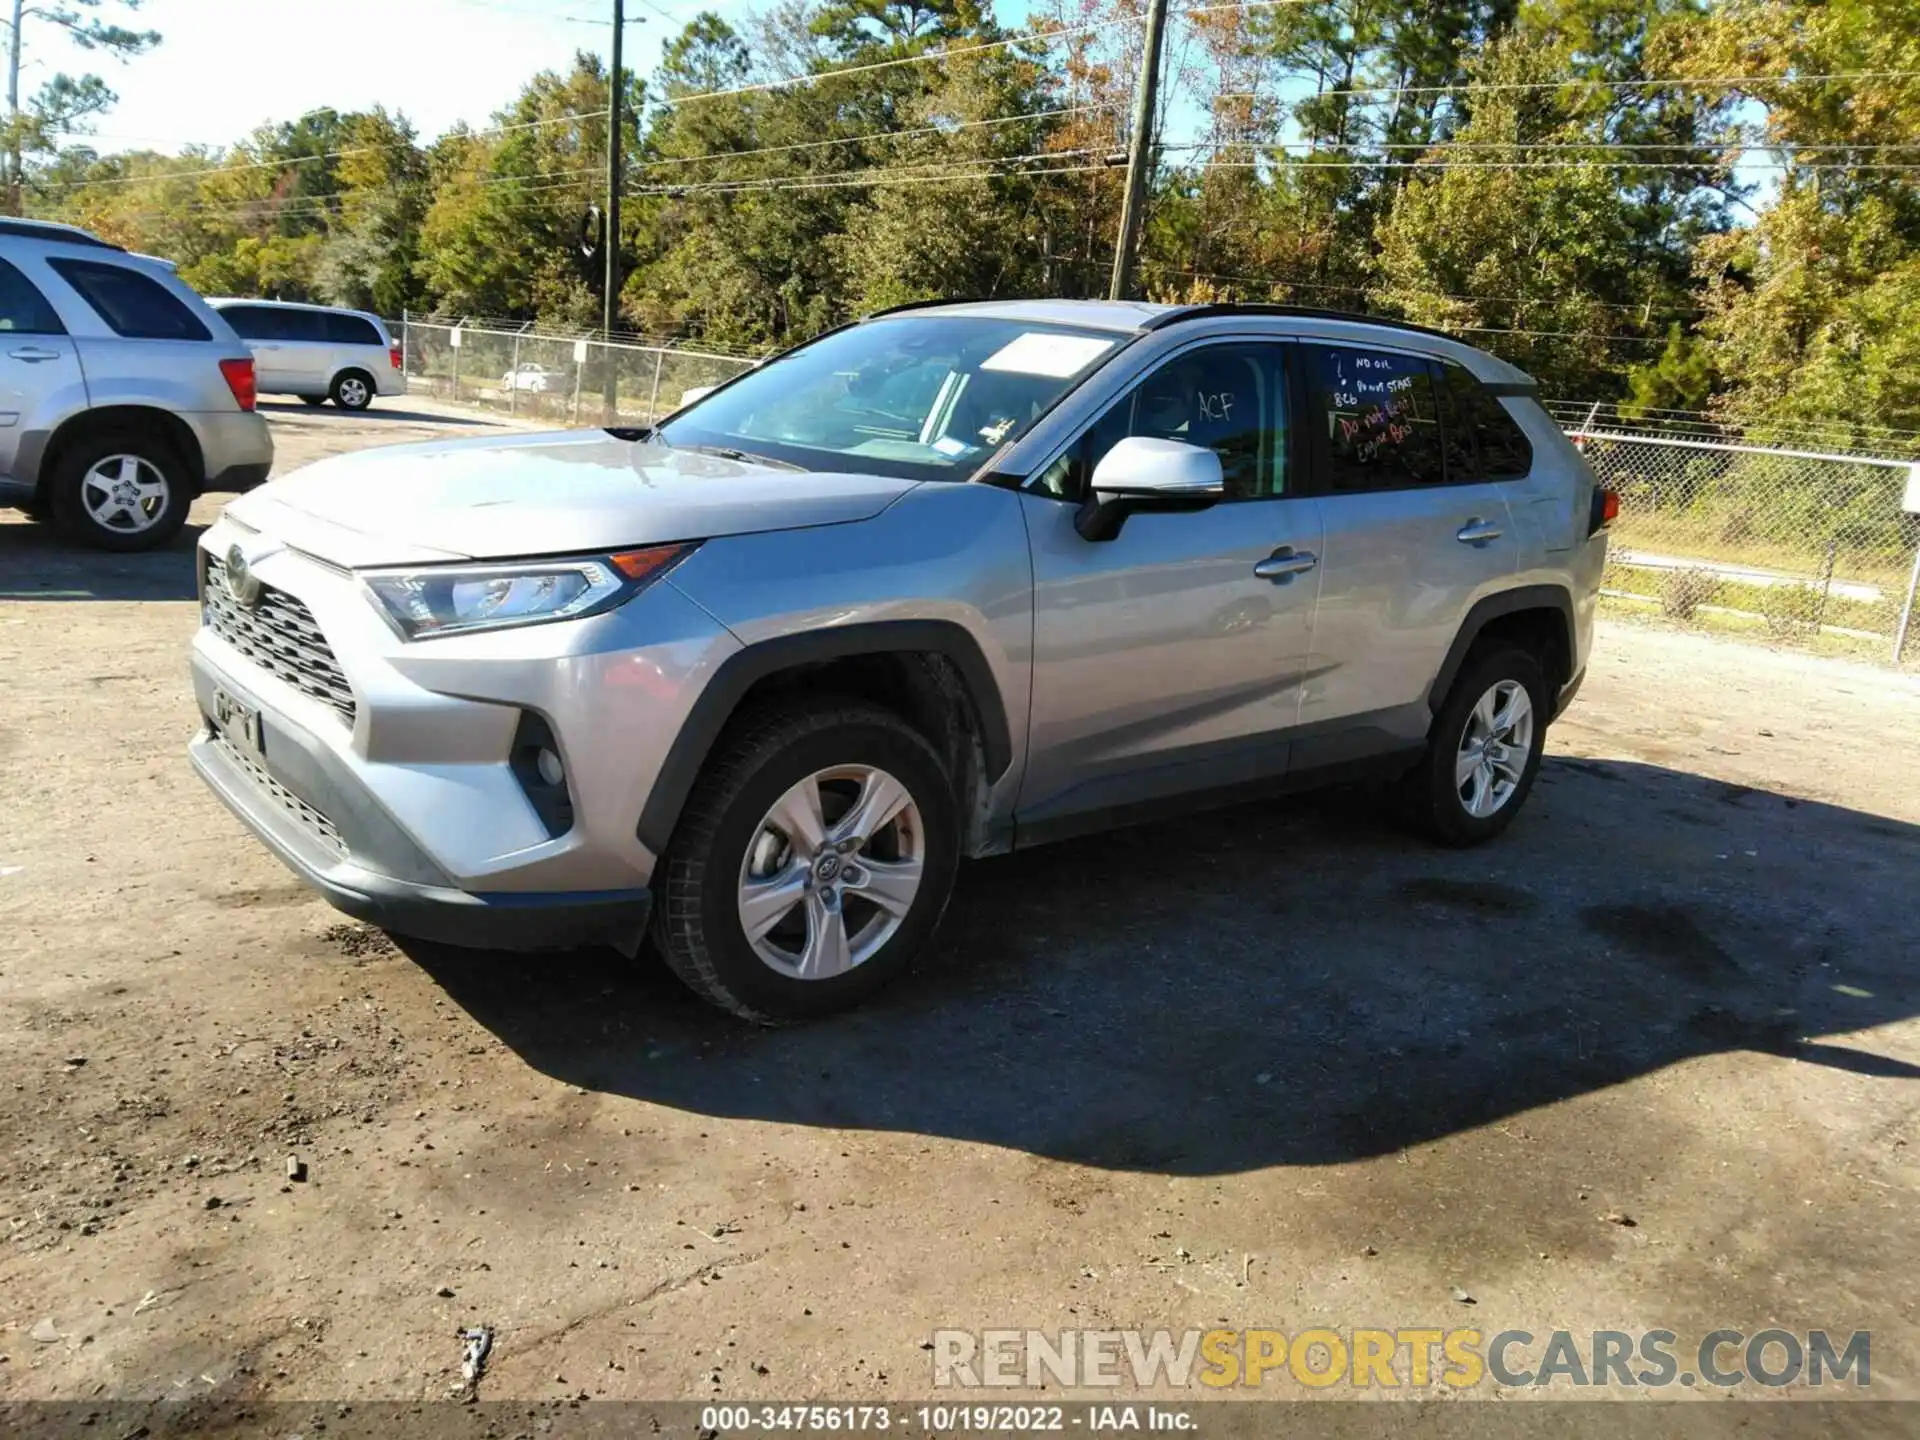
48;259;210;341
1442;362;1534;478
280;308;331;343
1305;344;1444;491
1033;344;1290;502
0;258;65;334
220;305;281;340
322;311;381;346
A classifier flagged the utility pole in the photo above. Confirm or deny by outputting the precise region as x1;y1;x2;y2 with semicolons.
1107;0;1169;301
6;0;24;217
602;0;624;422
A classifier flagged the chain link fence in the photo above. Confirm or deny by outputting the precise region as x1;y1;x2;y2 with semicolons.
1561;422;1920;664
398;316;757;429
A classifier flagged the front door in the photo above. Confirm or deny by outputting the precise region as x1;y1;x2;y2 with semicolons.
1293;342;1519;756
1017;340;1323;839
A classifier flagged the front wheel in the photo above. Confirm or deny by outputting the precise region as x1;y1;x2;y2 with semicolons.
48;432;192;552
331;370;374;411
651;700;960;1023
1402;647;1549;846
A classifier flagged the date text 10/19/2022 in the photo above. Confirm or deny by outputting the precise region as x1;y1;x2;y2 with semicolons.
700;1405;1195;1432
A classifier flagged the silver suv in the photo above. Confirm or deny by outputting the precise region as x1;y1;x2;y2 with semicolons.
0;219;273;551
188;301;1610;1021
209;299;403;411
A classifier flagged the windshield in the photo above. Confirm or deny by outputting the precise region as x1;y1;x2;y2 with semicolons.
656;315;1125;481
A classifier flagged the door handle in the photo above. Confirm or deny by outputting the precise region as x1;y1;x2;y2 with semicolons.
8;346;60;363
1253;547;1318;582
1456;518;1504;545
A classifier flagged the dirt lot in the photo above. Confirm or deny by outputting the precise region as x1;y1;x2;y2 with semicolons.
2;398;1917;1423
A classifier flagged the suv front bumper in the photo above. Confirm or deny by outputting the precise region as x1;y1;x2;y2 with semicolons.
187;663;651;952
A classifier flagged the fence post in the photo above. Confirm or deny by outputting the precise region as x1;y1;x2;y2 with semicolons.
451;322;462;403
1895;538;1920;665
400;310;409;380
1815;539;1837;632
509;326;523;417
647;349;665;423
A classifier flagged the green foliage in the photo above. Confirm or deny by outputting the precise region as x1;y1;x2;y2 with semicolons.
1624;323;1717;417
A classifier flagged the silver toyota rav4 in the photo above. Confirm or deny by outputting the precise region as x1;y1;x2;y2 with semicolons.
189;301;1611;1021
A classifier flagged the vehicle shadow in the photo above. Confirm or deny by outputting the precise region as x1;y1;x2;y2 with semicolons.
405;756;1920;1176
0;516;204;601
258;400;509;428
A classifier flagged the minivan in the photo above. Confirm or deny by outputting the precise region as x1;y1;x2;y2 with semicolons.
209;299;403;411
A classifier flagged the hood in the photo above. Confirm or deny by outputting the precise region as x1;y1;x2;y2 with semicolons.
226;430;921;567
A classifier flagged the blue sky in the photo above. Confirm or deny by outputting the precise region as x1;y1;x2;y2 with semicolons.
40;0;709;151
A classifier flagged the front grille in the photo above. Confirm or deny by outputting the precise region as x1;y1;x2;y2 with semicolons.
213;731;346;856
203;555;356;725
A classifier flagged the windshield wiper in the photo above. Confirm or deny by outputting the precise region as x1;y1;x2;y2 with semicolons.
680;443;804;471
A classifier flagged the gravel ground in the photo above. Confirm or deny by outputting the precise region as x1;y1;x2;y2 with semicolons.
1;398;1916;1423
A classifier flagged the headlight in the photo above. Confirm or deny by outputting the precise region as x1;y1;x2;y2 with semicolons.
361;544;696;640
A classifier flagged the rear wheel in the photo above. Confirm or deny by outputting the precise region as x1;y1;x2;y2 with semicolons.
331;370;374;411
1403;646;1549;846
48;431;192;552
651;700;959;1023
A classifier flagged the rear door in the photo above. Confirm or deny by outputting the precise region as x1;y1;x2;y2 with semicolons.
0;252;85;485
1293;342;1519;760
276;307;334;393
221;304;296;391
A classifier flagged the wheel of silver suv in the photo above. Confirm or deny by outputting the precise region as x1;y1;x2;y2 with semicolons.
652;699;959;1023
1403;645;1549;846
49;430;191;552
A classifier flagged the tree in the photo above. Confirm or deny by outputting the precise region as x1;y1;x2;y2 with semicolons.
2;0;160;214
1659;0;1920;447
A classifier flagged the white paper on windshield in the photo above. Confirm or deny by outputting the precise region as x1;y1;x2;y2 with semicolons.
980;332;1115;378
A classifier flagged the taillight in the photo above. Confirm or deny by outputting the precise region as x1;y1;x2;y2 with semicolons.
389;342;402;370
1589;486;1619;533
218;356;257;412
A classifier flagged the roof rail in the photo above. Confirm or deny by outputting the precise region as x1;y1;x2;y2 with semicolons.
1140;302;1462;344
0;217;122;250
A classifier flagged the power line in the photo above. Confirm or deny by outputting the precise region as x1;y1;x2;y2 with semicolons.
652;16;1143;109
630;152;1112;197
34;108;613;192
1150;263;1702;318
1184;151;1920;172
633;102;1118;170
1214;69;1920;103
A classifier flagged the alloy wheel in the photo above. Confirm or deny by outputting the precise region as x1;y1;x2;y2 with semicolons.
1455;679;1534;819
735;764;925;980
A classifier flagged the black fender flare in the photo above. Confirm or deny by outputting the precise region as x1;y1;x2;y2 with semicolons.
1427;584;1575;712
636;620;1014;856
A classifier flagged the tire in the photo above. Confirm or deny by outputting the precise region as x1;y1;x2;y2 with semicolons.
299;394;327;408
47;429;193;552
650;699;960;1024
330;370;375;411
1403;646;1549;846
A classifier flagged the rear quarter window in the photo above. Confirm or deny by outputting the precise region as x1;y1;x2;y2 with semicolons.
322;311;382;346
49;258;210;342
1443;363;1534;478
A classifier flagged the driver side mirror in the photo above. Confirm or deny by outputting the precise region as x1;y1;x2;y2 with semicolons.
1075;436;1225;541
